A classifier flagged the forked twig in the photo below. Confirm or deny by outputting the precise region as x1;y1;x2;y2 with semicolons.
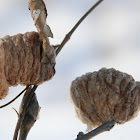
56;0;104;56
76;120;116;140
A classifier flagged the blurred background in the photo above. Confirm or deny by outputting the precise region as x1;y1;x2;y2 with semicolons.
0;0;140;139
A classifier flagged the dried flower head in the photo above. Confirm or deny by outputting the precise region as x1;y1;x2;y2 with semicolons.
70;68;140;131
0;32;55;100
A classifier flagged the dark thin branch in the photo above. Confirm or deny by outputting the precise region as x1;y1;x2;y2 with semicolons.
13;85;38;140
13;86;32;140
76;120;117;140
13;114;24;140
0;85;30;109
56;0;104;56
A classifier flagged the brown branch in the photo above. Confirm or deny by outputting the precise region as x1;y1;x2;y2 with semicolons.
13;85;38;140
76;120;116;140
56;0;104;56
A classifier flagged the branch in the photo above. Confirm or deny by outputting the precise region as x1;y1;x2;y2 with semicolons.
56;0;104;56
13;85;38;140
0;85;30;109
76;120;117;140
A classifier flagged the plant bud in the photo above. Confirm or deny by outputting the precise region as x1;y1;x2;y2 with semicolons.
70;68;140;131
0;32;55;99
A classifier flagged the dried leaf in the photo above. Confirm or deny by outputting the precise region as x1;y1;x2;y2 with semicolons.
19;92;40;139
29;0;55;64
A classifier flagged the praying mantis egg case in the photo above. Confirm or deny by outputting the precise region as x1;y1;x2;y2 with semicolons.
70;68;140;131
0;32;55;100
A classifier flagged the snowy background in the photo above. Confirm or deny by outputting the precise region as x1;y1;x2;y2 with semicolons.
0;0;140;139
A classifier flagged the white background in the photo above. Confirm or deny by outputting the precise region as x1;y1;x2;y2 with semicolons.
0;0;140;140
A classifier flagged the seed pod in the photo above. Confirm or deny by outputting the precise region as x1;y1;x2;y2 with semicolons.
70;68;140;131
0;32;55;100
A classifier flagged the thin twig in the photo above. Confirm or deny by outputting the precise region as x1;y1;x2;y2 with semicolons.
56;0;104;56
13;114;24;140
13;85;38;140
0;85;30;109
76;120;116;140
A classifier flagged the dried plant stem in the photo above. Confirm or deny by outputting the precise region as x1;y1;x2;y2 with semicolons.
56;0;104;56
13;85;38;140
0;85;30;109
13;114;23;140
76;120;116;140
